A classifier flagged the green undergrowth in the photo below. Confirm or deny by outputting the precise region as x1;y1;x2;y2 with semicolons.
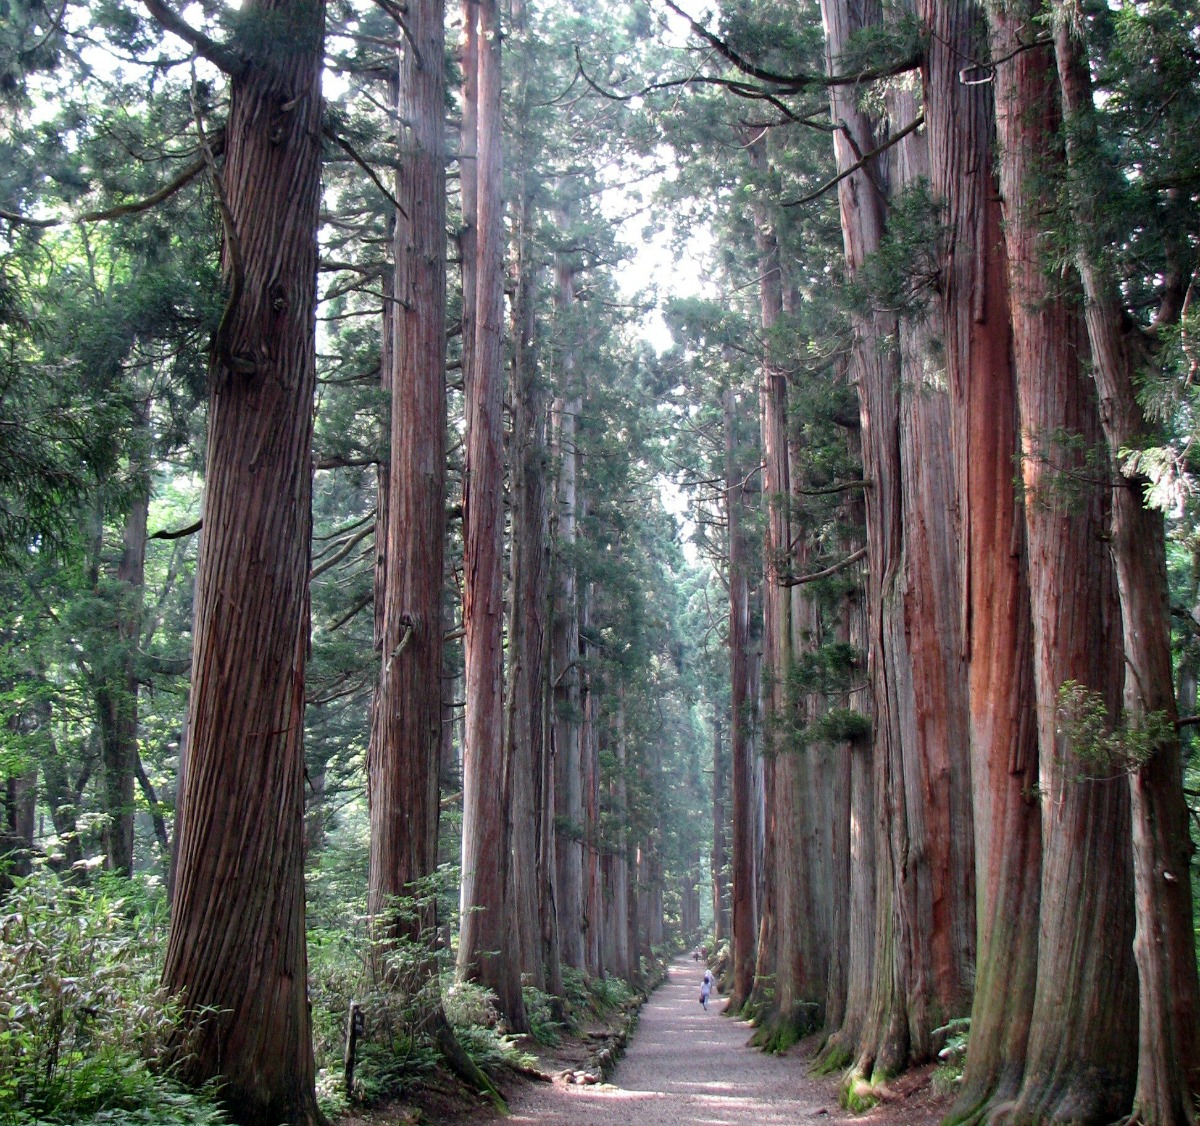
0;864;228;1126
840;1069;885;1113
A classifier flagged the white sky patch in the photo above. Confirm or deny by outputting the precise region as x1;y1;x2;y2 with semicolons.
597;148;717;355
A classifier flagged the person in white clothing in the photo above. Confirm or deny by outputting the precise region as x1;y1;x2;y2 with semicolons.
700;969;714;1010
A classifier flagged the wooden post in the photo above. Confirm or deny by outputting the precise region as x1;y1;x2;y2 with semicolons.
344;1001;364;1094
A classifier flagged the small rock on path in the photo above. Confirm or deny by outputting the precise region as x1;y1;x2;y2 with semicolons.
498;955;946;1126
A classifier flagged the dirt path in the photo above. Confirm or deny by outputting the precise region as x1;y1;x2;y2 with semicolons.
497;956;948;1126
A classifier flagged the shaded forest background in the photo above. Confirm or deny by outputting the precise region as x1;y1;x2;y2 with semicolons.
2;0;1200;1123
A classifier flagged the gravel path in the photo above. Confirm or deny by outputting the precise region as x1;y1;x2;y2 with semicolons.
503;956;848;1125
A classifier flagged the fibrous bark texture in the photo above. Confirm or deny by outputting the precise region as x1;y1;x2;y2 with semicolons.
161;4;326;1121
820;0;974;1085
551;243;585;973
986;9;1137;1120
368;0;447;954
1054;20;1200;1121
725;385;758;1013
505;182;550;989
918;0;1041;1119
458;0;527;1029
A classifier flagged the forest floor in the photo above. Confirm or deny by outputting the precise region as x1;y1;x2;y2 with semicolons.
434;955;952;1126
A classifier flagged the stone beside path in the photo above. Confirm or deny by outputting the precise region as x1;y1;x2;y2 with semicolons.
497;955;948;1126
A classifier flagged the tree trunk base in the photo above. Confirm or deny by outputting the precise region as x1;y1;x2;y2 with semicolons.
748;1002;819;1054
811;1039;855;1077
430;1006;508;1114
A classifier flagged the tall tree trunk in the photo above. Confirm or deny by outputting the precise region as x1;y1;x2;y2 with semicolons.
581;584;603;977
367;0;446;956
747;132;819;1049
821;1;975;1087
711;716;728;947
160;3;326;1120
818;471;873;1065
458;0;527;1030
98;469;148;876
611;695;631;979
1054;20;1200;1121
980;10;1138;1119
458;0;477;403
725;385;758;1013
913;0;1042;1116
551;248;585;973
505;178;549;990
0;768;36;896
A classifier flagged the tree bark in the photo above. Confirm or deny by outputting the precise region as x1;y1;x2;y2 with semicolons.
505;176;550;989
551;240;585;973
458;0;527;1030
912;0;1042;1118
725;385;758;1013
820;1;977;1087
367;0;447;962
711;715;729;947
160;3;326;1120
1054;20;1200;1121
97;471;148;876
745;132;823;1050
977;10;1138;1119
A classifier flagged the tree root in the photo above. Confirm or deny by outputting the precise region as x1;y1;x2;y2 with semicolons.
430;1006;508;1114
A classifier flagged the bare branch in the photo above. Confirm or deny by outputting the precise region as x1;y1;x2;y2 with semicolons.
783;116;924;208
323;125;407;217
150;518;202;540
662;0;920;90
778;546;867;587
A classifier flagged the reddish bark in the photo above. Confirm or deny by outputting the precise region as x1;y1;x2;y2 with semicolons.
820;0;975;1082
982;11;1138;1119
914;0;1042;1117
1055;23;1200;1122
725;384;758;1013
160;3;326;1120
551;245;585;973
505;180;550;988
368;0;447;961
458;0;527;1029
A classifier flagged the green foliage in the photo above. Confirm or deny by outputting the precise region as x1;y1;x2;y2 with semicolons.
1056;680;1176;775
0;866;225;1125
521;987;565;1046
843;180;946;321
932;1016;970;1095
809;708;872;746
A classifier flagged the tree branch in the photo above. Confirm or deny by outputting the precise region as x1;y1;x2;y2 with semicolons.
662;0;921;90
141;0;246;75
0;136;223;228
784;116;923;207
150;518;202;540
323;125;408;217
778;546;867;587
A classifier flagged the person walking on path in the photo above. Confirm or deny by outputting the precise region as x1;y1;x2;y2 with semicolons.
700;968;714;1011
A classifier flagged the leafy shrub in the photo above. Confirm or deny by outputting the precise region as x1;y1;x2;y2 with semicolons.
0;865;226;1125
521;987;564;1046
932;1016;970;1095
442;978;499;1030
